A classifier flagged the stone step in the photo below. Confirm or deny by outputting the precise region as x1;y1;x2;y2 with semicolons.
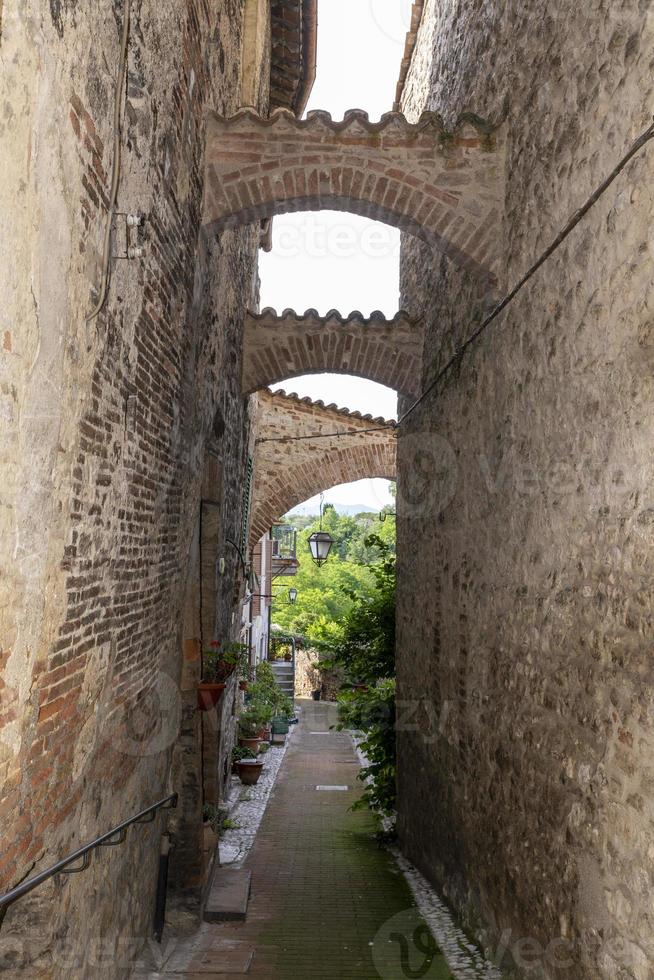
203;868;251;923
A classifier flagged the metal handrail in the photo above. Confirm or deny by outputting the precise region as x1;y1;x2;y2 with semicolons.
0;793;177;910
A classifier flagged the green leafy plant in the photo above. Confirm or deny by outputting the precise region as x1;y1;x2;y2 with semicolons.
325;535;397;816
202;802;241;834
246;661;294;719
232;745;252;763
271;506;396;648
202;803;228;835
203;640;249;682
336;681;396;816
239;703;272;738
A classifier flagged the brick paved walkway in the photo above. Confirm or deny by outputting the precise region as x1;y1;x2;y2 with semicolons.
159;701;456;979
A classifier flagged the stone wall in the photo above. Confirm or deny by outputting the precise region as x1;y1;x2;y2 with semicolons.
295;648;343;702
0;0;268;974
242;308;424;398
202;106;505;284
396;2;654;978
250;388;397;544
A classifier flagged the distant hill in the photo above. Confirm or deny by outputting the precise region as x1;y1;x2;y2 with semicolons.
287;502;378;517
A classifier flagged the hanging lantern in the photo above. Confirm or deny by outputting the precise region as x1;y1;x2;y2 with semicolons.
288;587;298;604
308;493;333;567
308;530;334;566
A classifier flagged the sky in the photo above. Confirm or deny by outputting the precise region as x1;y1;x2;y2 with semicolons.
259;0;413;513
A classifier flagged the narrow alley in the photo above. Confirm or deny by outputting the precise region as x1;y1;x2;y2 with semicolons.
2;0;654;977
141;701;489;980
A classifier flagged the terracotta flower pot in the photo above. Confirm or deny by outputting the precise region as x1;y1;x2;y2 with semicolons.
236;760;264;786
197;683;226;711
238;736;260;754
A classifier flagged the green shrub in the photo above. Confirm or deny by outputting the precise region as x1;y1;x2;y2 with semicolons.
239;703;272;737
326;536;396;817
336;680;396;816
245;661;294;719
203;641;249;682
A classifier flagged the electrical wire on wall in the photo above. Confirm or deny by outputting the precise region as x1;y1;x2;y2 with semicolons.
255;117;654;447
85;1;131;329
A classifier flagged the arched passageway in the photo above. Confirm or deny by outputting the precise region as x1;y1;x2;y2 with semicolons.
203;108;505;284
242;308;423;398
250;388;396;545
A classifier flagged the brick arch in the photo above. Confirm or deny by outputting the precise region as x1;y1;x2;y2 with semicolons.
250;389;396;546
243;309;424;398
204;109;505;283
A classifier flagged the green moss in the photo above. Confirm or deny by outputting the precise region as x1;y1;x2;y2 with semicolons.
258;803;456;978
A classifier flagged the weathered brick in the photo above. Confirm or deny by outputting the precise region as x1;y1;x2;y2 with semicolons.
250;389;396;545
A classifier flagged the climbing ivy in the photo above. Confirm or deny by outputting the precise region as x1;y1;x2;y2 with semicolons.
337;680;396;817
323;534;397;817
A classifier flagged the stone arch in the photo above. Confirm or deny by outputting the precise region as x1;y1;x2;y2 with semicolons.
250;389;396;545
242;308;424;398
204;109;505;284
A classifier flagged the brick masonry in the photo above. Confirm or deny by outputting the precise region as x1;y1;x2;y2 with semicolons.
203;107;506;284
396;1;654;978
243;307;424;397
0;0;265;973
250;389;397;546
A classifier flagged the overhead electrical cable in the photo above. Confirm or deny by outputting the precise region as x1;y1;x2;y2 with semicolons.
256;117;654;446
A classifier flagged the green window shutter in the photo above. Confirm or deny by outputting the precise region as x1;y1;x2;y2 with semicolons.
240;456;254;553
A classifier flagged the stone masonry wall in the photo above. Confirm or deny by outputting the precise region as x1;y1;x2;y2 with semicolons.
0;0;267;975
396;2;654;979
250;388;397;544
295;648;343;702
242;308;424;398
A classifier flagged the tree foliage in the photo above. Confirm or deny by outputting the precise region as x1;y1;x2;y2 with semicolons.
272;505;397;817
337;681;396;816
271;506;395;649
322;533;397;817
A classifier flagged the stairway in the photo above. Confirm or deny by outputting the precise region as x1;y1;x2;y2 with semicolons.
271;660;295;699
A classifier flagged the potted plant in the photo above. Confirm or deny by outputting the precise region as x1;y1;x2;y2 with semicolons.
235;758;265;786
198;641;249;711
231;744;251;774
238;704;271;753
